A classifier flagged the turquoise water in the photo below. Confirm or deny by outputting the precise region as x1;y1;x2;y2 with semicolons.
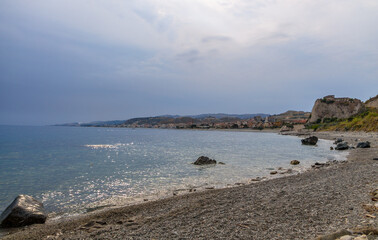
0;126;347;216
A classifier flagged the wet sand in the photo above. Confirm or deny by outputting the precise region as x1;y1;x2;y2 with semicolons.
2;131;377;240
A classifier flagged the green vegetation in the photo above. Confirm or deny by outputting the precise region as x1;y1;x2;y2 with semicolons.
320;98;335;104
306;108;378;132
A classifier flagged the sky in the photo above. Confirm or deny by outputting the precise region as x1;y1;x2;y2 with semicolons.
0;0;377;125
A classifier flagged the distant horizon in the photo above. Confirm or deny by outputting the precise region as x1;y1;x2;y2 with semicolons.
1;1;377;126
1;94;376;126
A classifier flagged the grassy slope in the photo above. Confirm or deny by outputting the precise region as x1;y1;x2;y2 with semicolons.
308;108;378;132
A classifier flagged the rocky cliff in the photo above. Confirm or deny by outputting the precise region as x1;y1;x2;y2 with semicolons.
365;95;378;109
309;95;365;123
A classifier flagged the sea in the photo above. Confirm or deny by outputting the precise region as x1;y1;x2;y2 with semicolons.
0;126;348;218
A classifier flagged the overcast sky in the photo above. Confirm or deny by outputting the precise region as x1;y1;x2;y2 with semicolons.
1;0;377;125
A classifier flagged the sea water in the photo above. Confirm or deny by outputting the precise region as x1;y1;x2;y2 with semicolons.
0;126;347;217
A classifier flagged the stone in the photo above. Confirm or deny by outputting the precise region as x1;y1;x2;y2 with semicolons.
356;141;370;148
315;229;351;240
218;162;226;165
339;235;354;240
290;160;300;165
193;156;216;165
335;142;349;150
334;138;343;144
373;158;378;160
0;195;47;227
330;147;334;150
270;171;278;175
301;136;318;145
354;235;368;240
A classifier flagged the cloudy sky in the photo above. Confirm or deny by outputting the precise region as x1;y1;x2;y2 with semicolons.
1;0;377;125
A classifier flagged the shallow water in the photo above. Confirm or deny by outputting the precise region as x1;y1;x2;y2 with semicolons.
0;126;347;216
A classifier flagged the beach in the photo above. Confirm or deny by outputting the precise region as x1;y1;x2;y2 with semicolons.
2;131;377;240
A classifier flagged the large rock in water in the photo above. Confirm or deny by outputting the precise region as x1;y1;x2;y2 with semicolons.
301;136;318;145
0;195;47;227
309;95;365;123
193;156;216;165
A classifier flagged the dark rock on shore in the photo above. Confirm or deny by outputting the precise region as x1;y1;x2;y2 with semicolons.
356;141;370;148
290;160;300;165
301;136;318;145
193;156;216;165
0;195;47;227
335;142;349;150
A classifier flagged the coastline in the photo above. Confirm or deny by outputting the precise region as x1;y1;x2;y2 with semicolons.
2;131;377;239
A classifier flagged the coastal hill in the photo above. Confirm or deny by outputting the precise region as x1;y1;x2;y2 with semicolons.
307;95;378;132
56;112;311;130
309;95;365;123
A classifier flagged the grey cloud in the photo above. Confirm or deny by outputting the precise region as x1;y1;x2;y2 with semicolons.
175;49;201;63
202;36;233;43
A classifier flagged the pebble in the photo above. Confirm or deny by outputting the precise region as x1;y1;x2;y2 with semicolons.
338;236;353;240
354;235;368;240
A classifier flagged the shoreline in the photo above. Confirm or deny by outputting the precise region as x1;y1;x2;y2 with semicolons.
2;131;377;239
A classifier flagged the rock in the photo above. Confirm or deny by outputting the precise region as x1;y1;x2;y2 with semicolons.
335;142;349;150
339;236;354;240
315;229;351;240
365;94;378;109
0;195;47;227
334;138;343;144
330;147;334;150
309;95;365;123
270;171;278;175
290;160;300;165
301;136;318;145
218;162;226;165
354;235;368;240
193;156;216;165
373;158;378;160
356;141;370;148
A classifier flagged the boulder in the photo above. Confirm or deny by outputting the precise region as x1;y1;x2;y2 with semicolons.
357;141;370;148
0;195;47;227
335;142;349;150
193;156;216;165
334;138;343;144
301;136;318;145
290;160;300;165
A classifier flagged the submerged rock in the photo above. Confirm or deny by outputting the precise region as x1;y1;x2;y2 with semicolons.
290;160;300;165
335;142;349;150
0;195;47;227
301;136;318;145
357;141;370;148
193;156;216;165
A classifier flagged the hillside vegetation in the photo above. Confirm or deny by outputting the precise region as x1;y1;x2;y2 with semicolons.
307;108;378;132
